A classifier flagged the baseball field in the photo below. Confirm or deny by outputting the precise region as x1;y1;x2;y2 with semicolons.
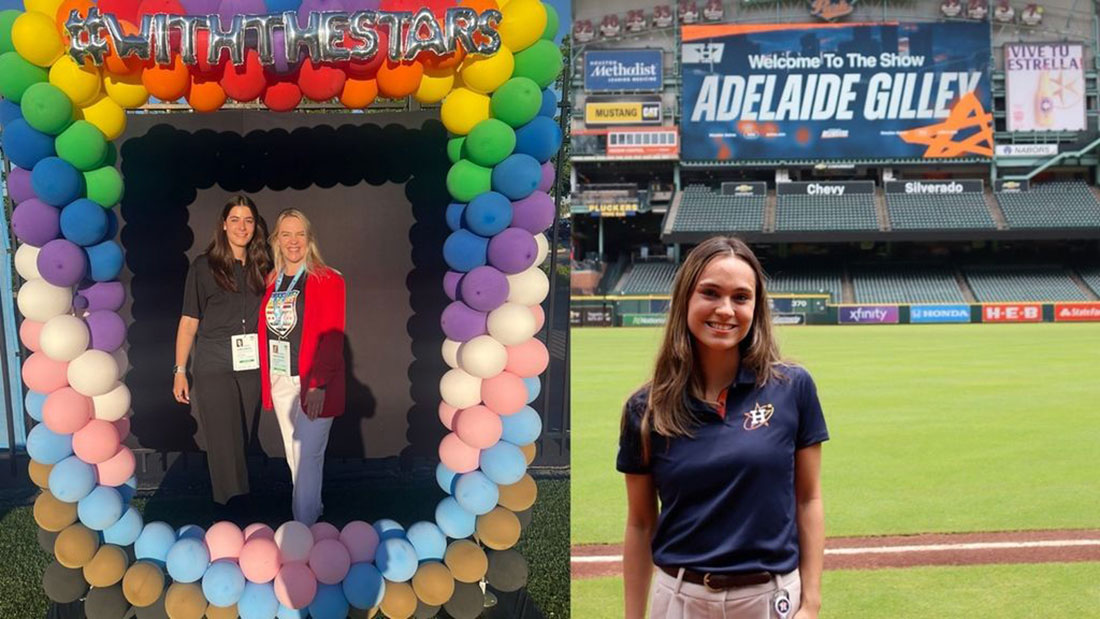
571;323;1100;618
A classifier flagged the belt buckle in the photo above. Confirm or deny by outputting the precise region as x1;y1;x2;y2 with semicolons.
702;572;721;591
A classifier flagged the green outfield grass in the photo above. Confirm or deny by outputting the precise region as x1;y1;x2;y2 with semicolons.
572;562;1100;618
572;324;1100;545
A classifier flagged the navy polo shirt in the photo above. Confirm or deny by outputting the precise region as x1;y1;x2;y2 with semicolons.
617;364;828;574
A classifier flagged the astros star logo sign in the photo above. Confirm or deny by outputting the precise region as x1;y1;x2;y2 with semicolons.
898;91;994;158
743;402;774;431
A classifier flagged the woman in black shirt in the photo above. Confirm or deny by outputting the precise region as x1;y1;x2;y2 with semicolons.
173;196;272;504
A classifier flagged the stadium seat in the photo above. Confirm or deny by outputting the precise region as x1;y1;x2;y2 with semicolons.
668;185;765;233
775;194;877;231
617;262;678;295
995;181;1100;228
766;267;843;301
885;193;995;230
851;265;965;303
964;265;1088;301
1077;265;1100;297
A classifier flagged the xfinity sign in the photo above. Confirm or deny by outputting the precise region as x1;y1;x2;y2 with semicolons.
838;305;900;324
584;50;664;92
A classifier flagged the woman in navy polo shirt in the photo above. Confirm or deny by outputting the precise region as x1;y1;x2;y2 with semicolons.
618;236;828;619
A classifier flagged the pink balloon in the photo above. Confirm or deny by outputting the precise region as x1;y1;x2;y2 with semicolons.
453;405;502;449
96;445;135;486
480;371;527;416
505;339;550;378
439;432;480;473
274;561;317;610
308;538;350;585
19;320;43;352
72;418;120;464
339;521;379;563
240;537;282;583
309;522;339;542
42;387;93;434
206;521;245;561
438;401;458;430
112;416;130;441
275;522;314;563
22;352;69;393
244;523;275;541
530;304;545;332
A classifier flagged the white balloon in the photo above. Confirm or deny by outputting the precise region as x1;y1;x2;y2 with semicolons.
275;521;314;563
17;278;72;322
439;368;483;409
39;315;90;362
441;339;461;369
93;382;130;421
67;349;120;397
15;244;41;280
457;335;508;379
487;302;538;346
506;267;550;306
534;233;549;266
110;348;129;379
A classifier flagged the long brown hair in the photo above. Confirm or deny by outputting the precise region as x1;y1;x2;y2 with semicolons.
205;195;272;295
631;236;786;463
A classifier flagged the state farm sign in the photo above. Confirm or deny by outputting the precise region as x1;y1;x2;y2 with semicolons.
1054;303;1100;322
982;303;1042;322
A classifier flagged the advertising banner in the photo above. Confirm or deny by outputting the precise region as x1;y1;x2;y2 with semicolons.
1053;303;1100;322
772;313;806;325
777;181;875;195
584;49;664;92
583;201;640;217
838;305;900;324
982;303;1042;322
721;181;767;196
995;144;1058;158
994;179;1030;193
581;306;615;326
910;304;972;323
884;179;983;194
1005;43;1085;132
680;22;992;161
606;127;680;157
584;95;662;126
621;313;669;326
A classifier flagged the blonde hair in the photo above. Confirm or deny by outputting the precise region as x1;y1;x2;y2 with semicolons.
269;208;328;279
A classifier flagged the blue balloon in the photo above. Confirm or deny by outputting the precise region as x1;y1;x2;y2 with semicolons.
500;405;542;446
26;423;73;464
491;154;541;200
1;118;55;169
166;537;210;584
435;496;476;539
464;192;513;237
176;524;206;541
103;506;143;546
442;229;489;272
0;98;23;127
76;485;123;530
538;88;557;118
436;462;458;495
239;581;279;619
60;198;108;246
31;157;84;207
453;471;499;516
479;441;527;485
514;116;563;164
116;476;137;504
375;538;417;582
85;239;123;281
276;604;308;619
523;376;541;403
134;521;177;567
48;455;96;503
446;202;466;232
263;0;300;13
104;209;118;240
343;563;385;610
406;521;447;562
25;390;48;422
308;583;349;619
373;519;405;541
202;559;247;607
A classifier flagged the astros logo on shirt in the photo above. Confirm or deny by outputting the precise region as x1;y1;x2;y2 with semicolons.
743;402;774;431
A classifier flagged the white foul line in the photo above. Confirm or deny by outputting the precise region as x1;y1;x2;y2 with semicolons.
571;539;1100;564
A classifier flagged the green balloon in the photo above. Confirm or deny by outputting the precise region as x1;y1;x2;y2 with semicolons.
541;4;559;41
0;10;20;55
513;40;563;89
56;121;108;171
446;160;491;203
20;82;73;135
84;166;124;208
0;52;49;103
463;119;516;167
102;142;118;167
490;78;542;128
447;136;465;164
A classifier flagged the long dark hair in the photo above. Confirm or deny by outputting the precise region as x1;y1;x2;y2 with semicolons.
205;195;272;295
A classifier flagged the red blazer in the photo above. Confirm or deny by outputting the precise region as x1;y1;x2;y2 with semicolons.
259;266;346;418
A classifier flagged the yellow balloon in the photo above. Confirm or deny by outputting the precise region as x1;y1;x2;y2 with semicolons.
164;582;206;619
34;490;77;532
12;11;64;67
440;87;490;135
104;71;149;109
24;0;65;17
411;562;455;607
28;460;53;489
55;523;99;568
83;544;129;588
49;56;102;107
379;580;417;619
414;69;456;104
77;95;126;140
459;46;514;94
475;507;521;551
498;474;537;512
122;561;165;607
443;540;487;584
498;0;546;52
520;441;536;465
205;603;237;619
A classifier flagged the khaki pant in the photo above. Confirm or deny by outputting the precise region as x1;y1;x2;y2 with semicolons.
650;568;801;619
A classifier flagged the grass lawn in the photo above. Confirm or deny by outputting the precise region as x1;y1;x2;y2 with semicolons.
572;562;1100;618
572;324;1100;545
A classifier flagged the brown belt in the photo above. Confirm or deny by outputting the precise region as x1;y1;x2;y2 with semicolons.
659;565;773;589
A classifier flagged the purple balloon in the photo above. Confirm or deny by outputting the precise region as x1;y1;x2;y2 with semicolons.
443;271;463;302
487;228;538;275
297;0;345;25
72;295;89;311
440;301;488;342
217;0;267;26
270;30;294;75
181;0;221;13
537;162;555;193
86;310;126;352
459;266;509;313
76;281;125;312
12;199;60;247
511;191;554;234
342;0;377;9
37;239;87;287
8;167;35;204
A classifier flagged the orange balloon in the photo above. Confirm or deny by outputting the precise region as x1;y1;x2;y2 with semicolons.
461;0;499;11
55;0;93;34
104;19;146;76
187;75;227;113
142;55;189;101
340;77;378;109
419;18;465;70
376;59;423;99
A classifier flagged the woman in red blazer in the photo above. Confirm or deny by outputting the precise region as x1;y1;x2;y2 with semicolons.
258;208;346;525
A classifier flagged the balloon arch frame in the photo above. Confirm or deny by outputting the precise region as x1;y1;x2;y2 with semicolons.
1;0;563;615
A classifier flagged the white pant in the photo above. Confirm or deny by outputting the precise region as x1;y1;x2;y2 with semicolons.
650;568;801;619
270;374;333;525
